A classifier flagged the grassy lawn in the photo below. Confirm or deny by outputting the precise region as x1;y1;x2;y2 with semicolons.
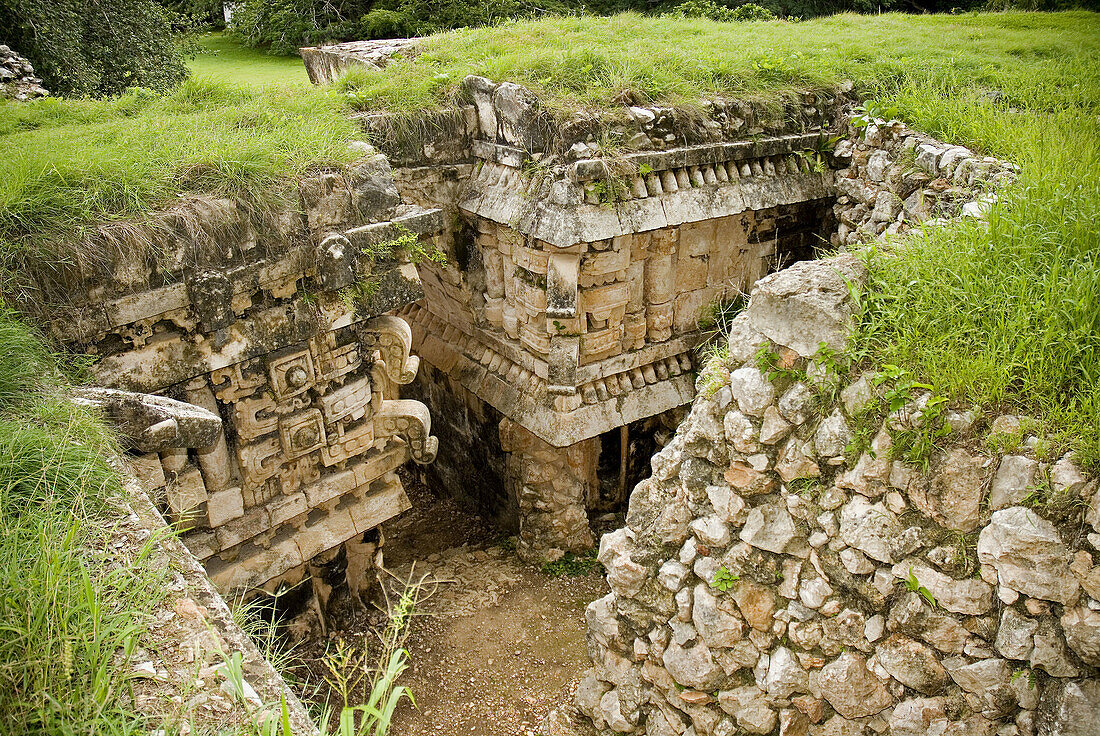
188;32;310;87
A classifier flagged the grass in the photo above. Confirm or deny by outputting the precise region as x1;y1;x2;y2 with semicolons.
188;32;310;88
0;76;362;303
335;11;1100;114
0;309;169;734
854;88;1100;467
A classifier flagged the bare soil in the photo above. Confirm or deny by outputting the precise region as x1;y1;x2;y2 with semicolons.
296;473;609;736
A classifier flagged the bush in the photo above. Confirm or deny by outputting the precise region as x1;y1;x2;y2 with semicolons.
675;0;777;21
230;0;574;54
0;0;192;98
731;2;777;19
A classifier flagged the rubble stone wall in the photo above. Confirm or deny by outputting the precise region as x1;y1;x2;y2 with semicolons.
831;116;1018;247
0;44;48;100
576;253;1100;736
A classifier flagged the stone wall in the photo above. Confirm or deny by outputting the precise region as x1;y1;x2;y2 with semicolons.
831;114;1018;247
346;72;844;561
33;151;442;597
574;254;1100;736
405;359;515;530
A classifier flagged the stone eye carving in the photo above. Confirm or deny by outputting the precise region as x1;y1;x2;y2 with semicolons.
279;409;326;459
285;366;310;389
268;349;316;399
293;424;319;448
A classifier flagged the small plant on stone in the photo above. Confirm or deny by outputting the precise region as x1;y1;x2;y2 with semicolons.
754;343;804;383
1011;668;1038;690
696;343;732;399
904;566;937;609
542;549;602;577
890;394;952;470
810;340;850;404
710;566;740;593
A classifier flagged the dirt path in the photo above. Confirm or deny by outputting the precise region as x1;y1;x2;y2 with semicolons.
304;473;609;736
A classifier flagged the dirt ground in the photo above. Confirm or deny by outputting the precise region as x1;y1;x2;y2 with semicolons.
297;473;610;736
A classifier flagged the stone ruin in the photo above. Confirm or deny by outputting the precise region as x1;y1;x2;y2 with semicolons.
306;41;849;562
33;153;442;600
0;45;48;100
13;32;1031;637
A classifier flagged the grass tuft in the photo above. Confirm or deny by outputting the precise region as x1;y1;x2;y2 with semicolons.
0;309;171;734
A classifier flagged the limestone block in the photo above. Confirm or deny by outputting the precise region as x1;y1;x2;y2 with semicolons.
129;453;166;490
207;486;245;527
72;386;222;453
167;467;208;526
746;254;867;358
912;448;989;532
819;653;894;719
647;302;674;343
875;634;949;695
977;506;1079;605
645;254;674;304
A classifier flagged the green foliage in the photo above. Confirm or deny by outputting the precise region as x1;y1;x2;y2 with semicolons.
710;565;740;592
334;11;1100;121
855;55;1100;468
361;227;448;268
0;0;192;98
696;342;732;399
318;582;420;736
675;0;778;21
754;343;805;383
904;566;938;608
866;365;952;469
0;309;167;733
0;77;361;303
188;31;311;87
229;0;574;56
541;549;603;577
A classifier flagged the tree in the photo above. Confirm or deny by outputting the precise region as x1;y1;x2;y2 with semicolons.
0;0;191;98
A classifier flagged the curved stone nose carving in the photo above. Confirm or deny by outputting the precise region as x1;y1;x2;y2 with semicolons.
374;398;439;465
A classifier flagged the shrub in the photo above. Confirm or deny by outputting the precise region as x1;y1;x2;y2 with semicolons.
230;0;574;54
0;0;192;97
674;0;777;22
731;2;777;19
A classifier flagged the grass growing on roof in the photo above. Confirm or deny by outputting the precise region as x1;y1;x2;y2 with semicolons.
0;76;361;295
336;11;1100;113
0;309;170;733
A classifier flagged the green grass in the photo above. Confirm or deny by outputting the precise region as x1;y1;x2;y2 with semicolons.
336;11;1100;114
854;85;1100;468
0;76;361;301
0;309;169;734
188;32;310;88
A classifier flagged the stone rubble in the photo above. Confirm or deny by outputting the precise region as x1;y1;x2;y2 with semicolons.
574;253;1099;736
831;114;1017;247
0;45;48;100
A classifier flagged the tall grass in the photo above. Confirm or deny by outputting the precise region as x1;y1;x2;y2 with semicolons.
0;77;360;236
856;80;1100;467
0;310;167;734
